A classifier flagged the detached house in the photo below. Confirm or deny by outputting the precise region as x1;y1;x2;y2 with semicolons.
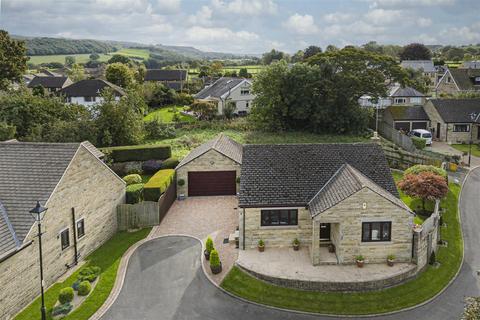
195;77;255;116
436;68;480;95
144;69;187;91
59;79;125;107
383;105;431;132
359;86;427;109
27;75;72;93
0;141;125;319
400;60;437;86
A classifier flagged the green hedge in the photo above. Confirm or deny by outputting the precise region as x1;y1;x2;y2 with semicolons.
144;169;175;201
411;136;426;150
126;183;144;204
104;144;172;162
123;174;142;185
162;157;179;169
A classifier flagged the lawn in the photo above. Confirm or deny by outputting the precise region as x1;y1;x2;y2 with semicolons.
144;105;196;123
221;182;462;315
14;228;151;320
451;144;480;157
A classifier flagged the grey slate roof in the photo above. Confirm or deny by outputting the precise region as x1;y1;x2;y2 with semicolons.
390;86;426;97
59;79;125;97
239;143;398;208
386;105;430;121
176;133;243;169
145;69;187;81
195;77;246;99
430;99;480;123
27;76;71;89
448;68;480;91
308;164;410;217
400;60;436;73
0;142;80;256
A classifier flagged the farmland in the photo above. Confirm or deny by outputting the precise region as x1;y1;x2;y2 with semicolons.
27;48;150;65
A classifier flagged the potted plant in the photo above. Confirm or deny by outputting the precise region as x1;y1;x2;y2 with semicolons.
204;237;214;260
450;155;460;171
387;254;395;267
328;243;335;253
292;238;300;251
356;255;365;268
258;239;265;252
209;249;222;274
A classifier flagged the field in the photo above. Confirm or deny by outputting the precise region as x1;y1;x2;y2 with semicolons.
27;48;150;65
188;65;264;76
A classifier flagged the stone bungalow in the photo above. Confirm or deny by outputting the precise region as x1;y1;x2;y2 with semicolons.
238;143;414;265
423;98;480;143
383;105;431;132
0;141;125;319
436;68;480;95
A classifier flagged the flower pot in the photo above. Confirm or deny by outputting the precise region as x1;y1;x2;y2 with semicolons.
293;244;299;251
356;260;364;268
204;250;210;261
210;262;222;274
258;245;265;252
387;259;395;267
328;244;335;253
449;162;458;172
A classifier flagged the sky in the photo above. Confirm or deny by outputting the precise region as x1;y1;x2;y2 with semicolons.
1;0;479;54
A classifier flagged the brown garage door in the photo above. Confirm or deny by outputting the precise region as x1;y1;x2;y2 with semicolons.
188;171;236;196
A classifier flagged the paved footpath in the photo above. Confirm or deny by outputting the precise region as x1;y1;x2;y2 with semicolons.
100;168;480;320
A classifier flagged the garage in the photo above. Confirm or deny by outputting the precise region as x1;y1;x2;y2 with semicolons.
188;171;236;196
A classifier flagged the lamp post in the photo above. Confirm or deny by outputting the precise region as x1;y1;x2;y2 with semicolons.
30;201;48;320
468;112;480;167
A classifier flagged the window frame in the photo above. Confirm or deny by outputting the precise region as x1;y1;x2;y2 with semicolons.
260;209;298;227
361;221;392;242
60;228;70;250
240;88;250;95
76;218;85;239
394;97;407;104
453;123;470;132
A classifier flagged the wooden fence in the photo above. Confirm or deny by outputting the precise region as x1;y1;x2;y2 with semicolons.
379;122;416;152
117;175;177;231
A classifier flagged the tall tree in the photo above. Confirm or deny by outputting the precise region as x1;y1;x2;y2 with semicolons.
105;62;134;88
0;30;28;90
108;54;130;64
303;45;322;59
67;63;86;82
65;55;76;66
262;49;289;65
399;43;432;61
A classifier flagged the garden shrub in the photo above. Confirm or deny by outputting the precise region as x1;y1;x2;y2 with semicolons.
126;183;144;204
178;178;185;186
162;157;179;169
51;303;73;316
58;287;74;304
142;159;162;174
404;165;447;179
104;144;171;162
205;237;214;254
78;280;92;296
123;174;142;185
72;280;80;291
78;266;101;283
210;249;220;267
175;92;194;106
411;136;426;150
143;169;175;201
145;119;176;139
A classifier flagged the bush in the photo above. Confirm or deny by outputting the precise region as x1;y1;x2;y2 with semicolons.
126;183;144;204
104;144;172;162
78;280;92;296
205;237;214;254
175;93;194;106
162;157;179;169
411;136;426;150
144;169;175;201
142;160;162;174
72;280;80;291
51;303;73;316
178;178;185;186
58;287;74;304
78;266;101;283
123;174;142;185
145;119;176;140
404;165;447;179
209;249;220;268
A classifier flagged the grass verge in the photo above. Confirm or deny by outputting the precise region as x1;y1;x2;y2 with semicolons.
221;181;462;315
14;228;151;320
451;144;480;157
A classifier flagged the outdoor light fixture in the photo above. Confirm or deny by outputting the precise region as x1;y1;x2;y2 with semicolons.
30;201;47;221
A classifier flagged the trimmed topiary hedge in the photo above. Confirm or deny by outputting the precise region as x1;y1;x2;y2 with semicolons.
144;169;175;201
78;280;92;296
404;164;447;179
126;183;144;204
123;174;142;186
58;287;74;304
162;157;179;169
78;266;101;283
411;136;426;150
105;144;172;162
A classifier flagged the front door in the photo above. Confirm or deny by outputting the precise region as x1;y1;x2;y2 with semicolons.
436;123;441;139
320;223;331;240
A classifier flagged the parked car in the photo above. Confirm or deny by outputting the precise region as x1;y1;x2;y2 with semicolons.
409;129;432;146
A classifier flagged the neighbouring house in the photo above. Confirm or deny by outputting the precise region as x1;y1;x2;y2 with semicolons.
176;133;242;197
423;98;480;143
461;61;480;69
0;141;125;319
194;77;255;116
436;68;480;95
59;79;125;107
238;143;414;266
400;60;437;86
383;105;431;132
27;75;72;93
144;69;188;91
359;86;428;109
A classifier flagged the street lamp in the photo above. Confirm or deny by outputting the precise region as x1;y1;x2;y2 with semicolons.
30;201;48;320
468;112;480;167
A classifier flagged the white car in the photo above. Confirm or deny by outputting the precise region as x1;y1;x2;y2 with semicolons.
409;129;432;146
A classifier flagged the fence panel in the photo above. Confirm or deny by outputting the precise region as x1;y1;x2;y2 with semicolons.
117;201;160;231
158;176;177;223
378;122;416;152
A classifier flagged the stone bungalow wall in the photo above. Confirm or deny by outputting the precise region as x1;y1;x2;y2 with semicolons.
413;201;440;271
176;149;241;197
0;146;125;320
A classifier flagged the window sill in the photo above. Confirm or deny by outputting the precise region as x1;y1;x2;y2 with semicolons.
259;225;299;230
360;241;392;246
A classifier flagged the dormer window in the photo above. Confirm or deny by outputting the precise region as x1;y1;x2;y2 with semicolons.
241;88;250;95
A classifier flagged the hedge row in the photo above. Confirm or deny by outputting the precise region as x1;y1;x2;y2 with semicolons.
104;144;172;162
126;183;144;204
144;169;175;201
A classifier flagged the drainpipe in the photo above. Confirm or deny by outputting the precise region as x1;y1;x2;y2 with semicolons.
71;208;78;266
242;208;245;250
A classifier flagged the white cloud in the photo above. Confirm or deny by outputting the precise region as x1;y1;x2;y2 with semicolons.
417;17;432;27
323;12;353;23
370;0;455;9
283;13;319;35
364;9;403;25
440;25;480;44
187;6;213;26
184;26;259;42
154;0;182;13
211;0;277;15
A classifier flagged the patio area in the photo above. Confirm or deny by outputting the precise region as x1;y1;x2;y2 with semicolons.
237;247;417;291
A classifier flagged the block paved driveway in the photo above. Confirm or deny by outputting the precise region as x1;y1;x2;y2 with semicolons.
101;170;480;320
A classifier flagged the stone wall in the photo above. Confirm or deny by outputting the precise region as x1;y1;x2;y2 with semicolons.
413;200;440;271
436;73;460;95
176;149;241;197
0;146;125;320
